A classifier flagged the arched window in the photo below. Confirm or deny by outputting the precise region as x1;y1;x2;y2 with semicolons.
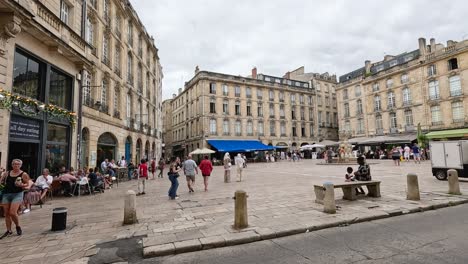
258;121;264;136
235;120;241;136
387;91;395;108
138;63;143;92
375;114;383;130
210;119;217;135
101;79;107;104
210;97;216;113
402;87;411;105
127;53;133;84
390;112;397;128
356;99;362;114
247;120;253;135
223;119;229;135
114;85;120;117
344;103;350;117
235;101;240;115
374;96;381;111
146;72;150;96
126;93;132;122
280;122;286;136
404;109;413;126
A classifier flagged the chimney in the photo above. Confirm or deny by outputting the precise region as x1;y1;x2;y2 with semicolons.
430;38;436;52
284;71;290;79
195;65;199;75
252;67;257;79
364;60;371;75
447;40;455;46
418;37;427;56
172;94;176;98
178;88;182;94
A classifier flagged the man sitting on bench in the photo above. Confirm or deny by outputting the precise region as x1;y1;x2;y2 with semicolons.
354;156;371;194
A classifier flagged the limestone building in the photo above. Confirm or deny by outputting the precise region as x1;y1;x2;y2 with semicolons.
285;66;339;141
337;37;468;142
163;67;338;157
161;98;172;158
0;0;163;176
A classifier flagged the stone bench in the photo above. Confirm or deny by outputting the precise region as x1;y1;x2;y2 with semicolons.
314;180;381;204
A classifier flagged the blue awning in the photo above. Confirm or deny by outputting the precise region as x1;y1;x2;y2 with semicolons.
207;140;275;152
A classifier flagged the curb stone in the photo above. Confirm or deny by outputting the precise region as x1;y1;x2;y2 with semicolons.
142;197;468;258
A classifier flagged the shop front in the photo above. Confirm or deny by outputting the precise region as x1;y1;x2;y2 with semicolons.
3;47;75;177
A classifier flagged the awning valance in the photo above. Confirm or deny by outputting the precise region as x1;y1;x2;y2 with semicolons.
207;140;275;152
426;129;468;139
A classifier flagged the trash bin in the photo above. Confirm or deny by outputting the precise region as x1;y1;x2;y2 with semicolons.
51;207;67;231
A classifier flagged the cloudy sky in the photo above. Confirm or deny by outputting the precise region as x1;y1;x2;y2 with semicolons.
131;0;468;99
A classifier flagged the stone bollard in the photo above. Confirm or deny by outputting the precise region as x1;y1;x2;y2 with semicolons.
323;182;336;214
448;169;462;195
233;190;248;229
406;173;420;201
123;190;137;225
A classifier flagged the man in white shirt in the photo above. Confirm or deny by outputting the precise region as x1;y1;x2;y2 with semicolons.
36;168;53;201
235;154;246;182
100;159;109;174
404;145;411;162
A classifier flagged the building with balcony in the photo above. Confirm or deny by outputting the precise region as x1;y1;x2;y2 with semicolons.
337;37;468;143
0;0;163;175
161;98;172;158
285;66;339;141
163;67;338;158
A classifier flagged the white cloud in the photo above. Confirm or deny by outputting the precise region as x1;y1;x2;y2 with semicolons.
131;0;468;99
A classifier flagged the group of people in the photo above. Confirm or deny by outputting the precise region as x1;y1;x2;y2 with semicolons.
0;159;119;239
222;153;246;183
165;155;214;200
391;143;425;166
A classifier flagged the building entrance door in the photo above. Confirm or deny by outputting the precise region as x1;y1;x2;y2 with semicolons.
125;137;132;163
8;142;40;179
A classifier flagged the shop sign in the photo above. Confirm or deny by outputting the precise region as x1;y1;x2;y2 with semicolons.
9;116;40;140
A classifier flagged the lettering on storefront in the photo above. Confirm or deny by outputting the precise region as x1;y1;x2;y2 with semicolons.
9;116;40;140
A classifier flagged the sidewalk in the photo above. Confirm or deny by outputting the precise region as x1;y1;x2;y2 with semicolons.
1;160;467;263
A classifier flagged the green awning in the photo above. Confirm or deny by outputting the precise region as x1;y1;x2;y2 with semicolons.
426;128;468;139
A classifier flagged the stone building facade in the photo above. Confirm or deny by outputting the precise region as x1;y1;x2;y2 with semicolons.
337;37;468;141
285;66;339;140
161;98;172;158
0;0;162;176
163;67;339;157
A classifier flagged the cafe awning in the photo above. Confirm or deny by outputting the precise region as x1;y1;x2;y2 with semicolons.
207;140;275;152
426;128;468;140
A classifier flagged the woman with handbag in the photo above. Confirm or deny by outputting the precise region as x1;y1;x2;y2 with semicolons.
168;157;181;200
0;159;30;239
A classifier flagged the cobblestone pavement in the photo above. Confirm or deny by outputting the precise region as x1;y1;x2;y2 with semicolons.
1;159;468;263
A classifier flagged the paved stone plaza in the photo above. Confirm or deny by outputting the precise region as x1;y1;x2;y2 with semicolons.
2;159;468;263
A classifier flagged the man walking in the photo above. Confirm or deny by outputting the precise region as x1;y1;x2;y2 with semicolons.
183;154;198;193
404;144;411;162
412;143;421;164
235;154;245;182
